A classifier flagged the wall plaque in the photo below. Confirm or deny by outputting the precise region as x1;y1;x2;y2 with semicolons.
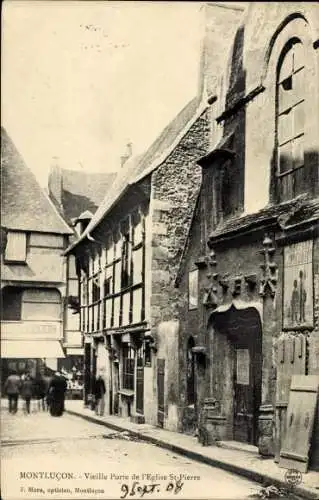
283;240;313;329
236;348;250;385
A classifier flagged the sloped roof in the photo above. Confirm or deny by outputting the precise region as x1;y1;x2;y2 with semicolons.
66;95;207;253
83;153;144;235
1;127;72;234
209;194;319;243
60;168;116;222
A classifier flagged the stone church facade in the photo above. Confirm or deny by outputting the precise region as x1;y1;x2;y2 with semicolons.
175;2;319;469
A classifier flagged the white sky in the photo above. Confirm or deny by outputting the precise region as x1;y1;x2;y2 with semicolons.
2;1;203;187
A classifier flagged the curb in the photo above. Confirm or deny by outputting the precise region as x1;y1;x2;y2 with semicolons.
66;409;319;500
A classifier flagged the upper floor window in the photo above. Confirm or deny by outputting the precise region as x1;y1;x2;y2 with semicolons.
121;233;131;289
4;231;27;263
276;39;305;202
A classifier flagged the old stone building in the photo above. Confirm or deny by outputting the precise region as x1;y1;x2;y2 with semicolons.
64;2;243;429
1;127;73;384
65;98;209;425
175;2;319;470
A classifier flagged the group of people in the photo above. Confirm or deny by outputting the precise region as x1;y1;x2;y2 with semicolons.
4;370;68;417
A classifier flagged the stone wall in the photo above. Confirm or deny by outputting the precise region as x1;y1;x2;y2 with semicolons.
150;110;210;429
150;110;210;327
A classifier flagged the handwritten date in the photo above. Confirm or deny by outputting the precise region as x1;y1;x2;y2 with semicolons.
120;480;184;498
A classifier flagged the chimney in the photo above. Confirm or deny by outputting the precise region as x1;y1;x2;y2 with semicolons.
120;142;133;168
48;157;63;211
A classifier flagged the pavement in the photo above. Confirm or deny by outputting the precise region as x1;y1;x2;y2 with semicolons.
1;401;262;500
65;400;319;500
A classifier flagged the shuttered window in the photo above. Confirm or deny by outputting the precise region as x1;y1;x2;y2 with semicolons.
5;231;27;262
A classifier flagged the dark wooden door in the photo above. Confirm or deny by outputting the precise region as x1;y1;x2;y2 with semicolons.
136;356;144;415
233;331;262;445
113;362;119;415
157;358;165;427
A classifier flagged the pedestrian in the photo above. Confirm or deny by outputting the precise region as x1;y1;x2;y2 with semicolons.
34;373;47;411
93;374;106;416
48;371;67;417
4;370;21;414
21;373;34;414
43;375;52;411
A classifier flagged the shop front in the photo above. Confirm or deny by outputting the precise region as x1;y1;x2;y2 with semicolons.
1;320;65;393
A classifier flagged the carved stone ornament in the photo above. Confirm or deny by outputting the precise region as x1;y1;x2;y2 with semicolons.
202;246;219;308
259;234;278;298
232;275;242;297
203;286;219;309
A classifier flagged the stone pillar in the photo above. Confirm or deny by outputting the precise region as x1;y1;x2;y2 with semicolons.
258;293;276;456
258;234;278;456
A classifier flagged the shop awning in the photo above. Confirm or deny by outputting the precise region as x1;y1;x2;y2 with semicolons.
1;340;65;359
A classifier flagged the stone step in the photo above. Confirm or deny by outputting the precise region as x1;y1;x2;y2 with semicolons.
216;440;259;455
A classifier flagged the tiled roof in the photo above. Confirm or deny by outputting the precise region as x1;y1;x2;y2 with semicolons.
80;153;144;235
61;169;116;221
1;127;72;235
209;194;319;243
66;95;206;253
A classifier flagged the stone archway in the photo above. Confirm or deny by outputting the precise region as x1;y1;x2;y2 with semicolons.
209;303;263;446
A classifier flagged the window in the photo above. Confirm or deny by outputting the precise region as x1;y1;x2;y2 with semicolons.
86;254;102;333
276;39;305;201
188;269;198;310
144;341;152;367
122;344;134;390
21;288;61;320
5;231;27;262
82;214;145;334
121;233;131;289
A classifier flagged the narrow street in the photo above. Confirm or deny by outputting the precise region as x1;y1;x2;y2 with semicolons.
1;402;260;500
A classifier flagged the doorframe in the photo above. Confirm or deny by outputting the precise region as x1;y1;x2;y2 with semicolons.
209;302;263;446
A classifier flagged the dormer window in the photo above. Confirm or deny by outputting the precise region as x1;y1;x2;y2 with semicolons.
4;231;27;263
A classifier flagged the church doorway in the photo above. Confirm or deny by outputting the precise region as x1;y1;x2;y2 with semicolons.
211;305;262;446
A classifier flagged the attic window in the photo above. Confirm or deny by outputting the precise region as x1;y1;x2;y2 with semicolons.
5;231;27;263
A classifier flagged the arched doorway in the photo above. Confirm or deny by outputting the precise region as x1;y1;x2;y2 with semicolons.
210;304;262;446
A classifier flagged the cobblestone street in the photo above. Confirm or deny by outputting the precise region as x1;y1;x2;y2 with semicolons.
1;401;260;500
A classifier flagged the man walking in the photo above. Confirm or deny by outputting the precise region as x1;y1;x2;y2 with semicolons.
4;370;21;414
93;374;106;416
21;373;34;414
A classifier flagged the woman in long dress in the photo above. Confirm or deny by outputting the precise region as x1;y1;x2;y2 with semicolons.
48;372;67;417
